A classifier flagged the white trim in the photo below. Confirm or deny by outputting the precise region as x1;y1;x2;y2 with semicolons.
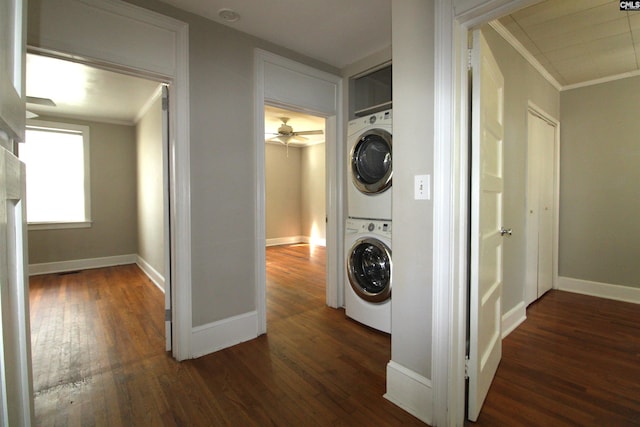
265;236;327;247
502;301;526;338
557;277;640;305
27;220;92;230
136;255;165;292
191;311;258;359
432;1;456;426
254;49;343;337
384;361;433;425
28;254;136;276
488;21;562;91
562;69;640;91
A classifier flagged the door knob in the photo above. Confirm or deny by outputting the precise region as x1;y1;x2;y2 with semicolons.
500;227;512;236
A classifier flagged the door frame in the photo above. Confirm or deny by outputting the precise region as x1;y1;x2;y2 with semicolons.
525;102;560;306
27;0;192;360
254;49;343;334
431;0;540;425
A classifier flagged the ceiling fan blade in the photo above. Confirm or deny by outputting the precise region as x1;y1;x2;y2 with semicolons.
26;110;39;119
26;96;56;107
294;130;323;136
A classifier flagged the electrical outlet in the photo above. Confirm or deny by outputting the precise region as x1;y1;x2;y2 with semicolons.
414;174;430;200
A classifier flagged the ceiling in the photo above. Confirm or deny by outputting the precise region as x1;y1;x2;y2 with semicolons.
156;0;391;69
498;0;640;87
26;54;161;124
26;1;638;124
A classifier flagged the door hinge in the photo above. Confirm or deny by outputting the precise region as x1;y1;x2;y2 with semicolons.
165;308;172;322
464;355;470;379
467;49;473;71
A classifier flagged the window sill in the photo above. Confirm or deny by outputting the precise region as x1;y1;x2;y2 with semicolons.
28;221;93;231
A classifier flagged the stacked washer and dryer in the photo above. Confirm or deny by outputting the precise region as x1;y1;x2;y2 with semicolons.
345;109;392;333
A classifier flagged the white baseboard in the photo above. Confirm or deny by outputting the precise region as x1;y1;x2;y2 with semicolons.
29;254;137;276
384;360;433;425
502;301;526;338
266;236;326;247
136;256;165;293
191;311;258;358
557;276;640;304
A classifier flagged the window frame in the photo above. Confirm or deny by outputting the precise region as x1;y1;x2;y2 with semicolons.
22;119;92;230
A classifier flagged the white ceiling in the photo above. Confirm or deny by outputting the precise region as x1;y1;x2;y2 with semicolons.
26;1;638;124
26;54;161;125
499;0;640;87
157;0;391;69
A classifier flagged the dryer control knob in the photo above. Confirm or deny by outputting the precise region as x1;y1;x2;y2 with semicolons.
368;223;375;232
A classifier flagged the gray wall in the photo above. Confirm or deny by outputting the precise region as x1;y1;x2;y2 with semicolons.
265;143;326;243
560;77;640;288
482;25;560;312
136;93;165;285
27;116;137;263
124;0;339;327
266;144;302;240
391;0;434;379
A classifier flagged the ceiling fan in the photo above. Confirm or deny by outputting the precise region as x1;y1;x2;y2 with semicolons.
26;96;57;119
266;117;323;146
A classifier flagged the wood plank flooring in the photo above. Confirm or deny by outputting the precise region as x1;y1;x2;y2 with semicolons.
29;245;425;426
29;248;640;426
469;290;640;426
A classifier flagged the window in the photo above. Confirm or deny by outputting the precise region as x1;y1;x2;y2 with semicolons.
19;120;91;229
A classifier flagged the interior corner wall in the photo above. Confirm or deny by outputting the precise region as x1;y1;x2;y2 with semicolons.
27;116;138;264
265;144;302;240
265;143;326;245
136;94;165;286
559;77;640;289
481;25;560;313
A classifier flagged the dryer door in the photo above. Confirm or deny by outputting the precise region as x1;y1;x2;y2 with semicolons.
350;129;392;194
347;237;392;303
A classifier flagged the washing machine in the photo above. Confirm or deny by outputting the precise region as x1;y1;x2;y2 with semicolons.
347;109;392;220
344;217;391;333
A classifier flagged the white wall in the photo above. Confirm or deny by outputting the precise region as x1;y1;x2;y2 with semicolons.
136;92;165;287
301;143;326;245
560;77;640;289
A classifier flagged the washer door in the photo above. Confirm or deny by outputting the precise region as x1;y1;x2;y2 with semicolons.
347;237;392;303
351;129;392;194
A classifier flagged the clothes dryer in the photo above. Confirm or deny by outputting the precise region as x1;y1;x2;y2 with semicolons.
347;109;392;220
344;217;391;333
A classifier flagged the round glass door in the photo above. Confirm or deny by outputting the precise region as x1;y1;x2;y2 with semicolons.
351;129;392;194
347;237;392;303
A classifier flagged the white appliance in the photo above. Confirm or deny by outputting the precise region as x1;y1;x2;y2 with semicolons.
344;217;391;333
347;109;392;220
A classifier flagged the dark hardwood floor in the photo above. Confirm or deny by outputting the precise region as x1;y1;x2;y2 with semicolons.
29;244;425;426
29;248;640;426
470;290;640;427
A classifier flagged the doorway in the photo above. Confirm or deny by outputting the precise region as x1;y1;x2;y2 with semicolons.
23;52;172;350
525;106;559;306
263;105;328;324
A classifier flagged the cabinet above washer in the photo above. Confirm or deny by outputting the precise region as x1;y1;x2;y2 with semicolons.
349;63;392;120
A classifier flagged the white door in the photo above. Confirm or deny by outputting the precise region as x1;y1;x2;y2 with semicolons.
0;1;33;425
468;30;505;422
525;110;556;305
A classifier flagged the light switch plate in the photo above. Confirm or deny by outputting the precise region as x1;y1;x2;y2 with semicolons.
414;174;430;200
